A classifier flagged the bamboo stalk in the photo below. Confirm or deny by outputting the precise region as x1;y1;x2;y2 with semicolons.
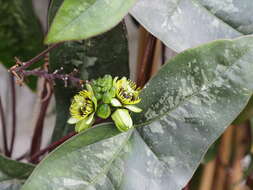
150;40;163;77
198;160;216;190
136;27;156;87
227;122;250;190
212;125;234;190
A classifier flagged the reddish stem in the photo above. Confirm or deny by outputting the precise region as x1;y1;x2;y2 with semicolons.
30;132;77;163
22;69;84;87
15;43;61;72
30;80;53;163
29;118;107;163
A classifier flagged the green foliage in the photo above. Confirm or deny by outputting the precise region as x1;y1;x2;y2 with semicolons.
21;36;253;190
0;0;44;90
0;155;34;190
49;0;130;141
131;0;253;52
45;0;136;43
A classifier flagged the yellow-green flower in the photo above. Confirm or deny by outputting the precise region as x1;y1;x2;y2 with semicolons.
115;77;141;105
69;90;94;120
68;85;97;132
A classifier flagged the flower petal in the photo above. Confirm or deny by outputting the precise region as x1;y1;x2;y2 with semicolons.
124;105;142;113
67;117;80;124
111;98;122;107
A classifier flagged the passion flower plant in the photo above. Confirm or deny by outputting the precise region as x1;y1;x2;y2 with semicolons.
68;75;142;133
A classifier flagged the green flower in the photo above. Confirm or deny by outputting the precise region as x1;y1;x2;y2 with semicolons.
110;77;143;132
67;84;97;132
115;77;141;105
111;77;142;114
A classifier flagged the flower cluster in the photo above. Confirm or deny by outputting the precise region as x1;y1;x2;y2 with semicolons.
67;75;142;133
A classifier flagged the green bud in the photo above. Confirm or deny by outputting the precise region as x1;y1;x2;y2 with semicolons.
97;104;111;119
102;86;108;92
104;74;113;82
93;86;102;93
102;92;113;104
109;86;116;97
111;109;133;132
94;92;102;100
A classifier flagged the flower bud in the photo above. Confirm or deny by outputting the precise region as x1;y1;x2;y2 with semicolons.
97;104;111;119
111;109;133;132
102;92;113;104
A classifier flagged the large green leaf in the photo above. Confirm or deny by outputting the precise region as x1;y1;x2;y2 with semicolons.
49;0;130;142
45;0;136;44
21;36;253;190
130;0;253;52
197;0;253;34
0;155;34;190
0;0;44;90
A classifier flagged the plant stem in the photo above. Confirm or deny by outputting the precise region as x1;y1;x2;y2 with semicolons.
22;69;84;87
29;117;106;163
15;43;61;72
9;75;16;157
30;132;77;163
0;96;9;156
16;152;29;161
30;80;53;163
